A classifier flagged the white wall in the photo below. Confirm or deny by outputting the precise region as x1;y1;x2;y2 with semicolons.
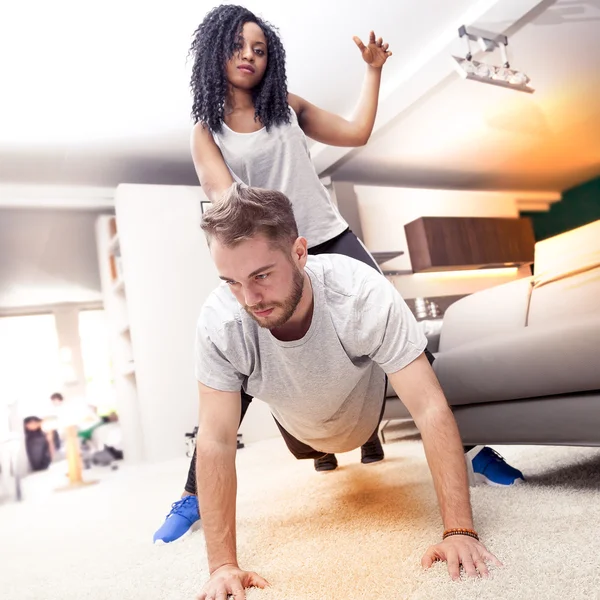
0;208;111;310
114;184;279;463
334;183;532;298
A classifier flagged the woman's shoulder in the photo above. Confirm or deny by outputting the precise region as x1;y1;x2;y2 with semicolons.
191;120;221;150
191;120;214;138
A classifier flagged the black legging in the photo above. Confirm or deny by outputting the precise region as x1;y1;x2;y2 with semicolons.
185;229;470;493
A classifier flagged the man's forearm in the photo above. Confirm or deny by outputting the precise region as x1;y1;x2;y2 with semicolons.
196;439;238;573
417;406;474;530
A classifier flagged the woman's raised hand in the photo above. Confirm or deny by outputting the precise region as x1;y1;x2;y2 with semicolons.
353;30;392;68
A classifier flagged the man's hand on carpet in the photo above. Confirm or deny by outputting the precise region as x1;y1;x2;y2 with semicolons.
421;536;503;581
197;564;270;600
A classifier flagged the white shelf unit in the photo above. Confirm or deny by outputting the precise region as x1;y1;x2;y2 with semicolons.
122;361;136;377
118;323;131;336
108;233;120;254
95;214;144;464
112;278;125;294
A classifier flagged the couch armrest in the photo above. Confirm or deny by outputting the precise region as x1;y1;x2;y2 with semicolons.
438;276;533;353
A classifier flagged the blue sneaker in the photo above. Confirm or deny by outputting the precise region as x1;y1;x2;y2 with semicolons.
468;446;525;486
153;495;201;545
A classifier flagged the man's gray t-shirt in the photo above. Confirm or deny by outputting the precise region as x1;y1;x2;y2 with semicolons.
195;254;427;453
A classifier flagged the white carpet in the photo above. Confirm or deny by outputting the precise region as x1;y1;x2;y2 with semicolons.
1;428;599;600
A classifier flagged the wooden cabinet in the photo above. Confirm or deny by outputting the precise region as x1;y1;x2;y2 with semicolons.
404;216;535;272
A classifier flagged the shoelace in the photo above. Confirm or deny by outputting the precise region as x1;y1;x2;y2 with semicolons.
483;447;507;463
166;496;195;519
478;447;512;478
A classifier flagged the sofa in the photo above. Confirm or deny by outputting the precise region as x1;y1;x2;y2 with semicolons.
383;219;600;447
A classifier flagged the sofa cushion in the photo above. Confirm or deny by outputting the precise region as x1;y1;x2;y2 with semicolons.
432;314;600;406
533;219;600;277
528;264;600;326
438;277;533;353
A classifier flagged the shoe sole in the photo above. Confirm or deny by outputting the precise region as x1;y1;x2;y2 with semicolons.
154;519;202;546
474;473;525;487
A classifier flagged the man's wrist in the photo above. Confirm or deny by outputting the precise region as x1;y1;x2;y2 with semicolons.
209;561;239;575
443;521;474;530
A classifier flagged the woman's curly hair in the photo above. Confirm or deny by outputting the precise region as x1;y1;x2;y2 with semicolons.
188;4;291;133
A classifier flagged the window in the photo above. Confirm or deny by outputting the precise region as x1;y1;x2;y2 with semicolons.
0;314;62;423
78;309;117;415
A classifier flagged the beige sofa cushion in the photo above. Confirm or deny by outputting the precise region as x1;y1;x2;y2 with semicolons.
528;264;600;326
528;219;600;325
438;277;533;353
534;219;600;277
433;314;600;406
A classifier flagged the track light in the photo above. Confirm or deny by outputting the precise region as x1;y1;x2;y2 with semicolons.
452;56;533;92
451;25;534;94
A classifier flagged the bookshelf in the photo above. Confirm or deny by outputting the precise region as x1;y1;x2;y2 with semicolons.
95;215;144;464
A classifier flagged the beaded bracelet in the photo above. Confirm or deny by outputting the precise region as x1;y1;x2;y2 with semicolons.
443;528;479;541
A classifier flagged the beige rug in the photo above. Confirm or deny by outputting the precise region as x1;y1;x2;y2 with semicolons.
1;425;599;600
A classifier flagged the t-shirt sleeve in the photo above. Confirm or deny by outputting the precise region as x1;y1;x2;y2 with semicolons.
355;275;428;374
194;318;246;392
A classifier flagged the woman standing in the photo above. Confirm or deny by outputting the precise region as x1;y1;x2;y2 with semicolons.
188;4;391;473
154;4;391;546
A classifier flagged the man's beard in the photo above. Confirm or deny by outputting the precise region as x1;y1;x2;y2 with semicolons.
244;267;305;329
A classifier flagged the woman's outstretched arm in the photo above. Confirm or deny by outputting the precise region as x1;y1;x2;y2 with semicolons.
289;30;392;147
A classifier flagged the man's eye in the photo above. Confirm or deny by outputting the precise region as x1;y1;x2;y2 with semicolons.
255;273;269;280
226;280;237;286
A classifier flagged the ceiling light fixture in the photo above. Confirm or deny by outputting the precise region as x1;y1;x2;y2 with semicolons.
451;25;534;94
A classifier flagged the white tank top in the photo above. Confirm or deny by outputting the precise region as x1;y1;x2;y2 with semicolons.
211;107;348;248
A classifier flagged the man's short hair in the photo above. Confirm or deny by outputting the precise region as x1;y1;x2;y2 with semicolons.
201;183;299;251
50;392;63;402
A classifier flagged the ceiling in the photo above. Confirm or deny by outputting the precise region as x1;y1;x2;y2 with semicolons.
331;0;600;191
1;0;599;193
